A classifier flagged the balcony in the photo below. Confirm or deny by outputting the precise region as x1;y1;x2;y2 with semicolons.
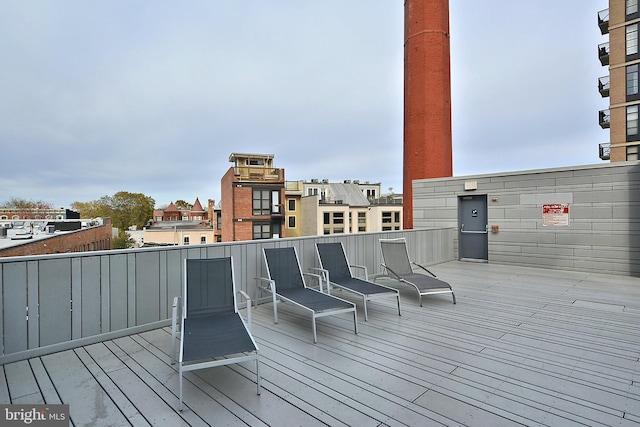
599;109;611;128
598;42;610;66
599;142;611;160
2;233;639;425
598;8;609;35
598;75;610;97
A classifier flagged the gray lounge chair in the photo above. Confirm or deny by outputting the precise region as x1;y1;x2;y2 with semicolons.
378;238;456;306
171;257;260;411
315;242;401;321
256;246;358;343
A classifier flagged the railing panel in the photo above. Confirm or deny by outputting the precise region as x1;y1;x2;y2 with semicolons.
134;251;161;325
38;258;72;346
78;256;101;338
107;254;127;331
2;262;28;354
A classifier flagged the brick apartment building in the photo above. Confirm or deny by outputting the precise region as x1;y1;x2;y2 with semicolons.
221;153;285;241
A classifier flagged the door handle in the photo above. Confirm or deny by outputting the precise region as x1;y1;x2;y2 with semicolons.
460;223;464;232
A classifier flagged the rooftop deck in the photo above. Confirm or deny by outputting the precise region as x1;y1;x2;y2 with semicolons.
3;261;640;426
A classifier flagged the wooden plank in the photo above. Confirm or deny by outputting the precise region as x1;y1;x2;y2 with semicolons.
41;350;130;426
103;335;244;426
4;360;41;403
75;344;152;425
29;358;61;404
0;366;10;404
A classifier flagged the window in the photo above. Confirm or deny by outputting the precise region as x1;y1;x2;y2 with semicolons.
248;158;264;166
627;24;639;57
628;0;638;16
253;223;271;239
183;236;190;245
308;188;318;196
253;189;271;215
382;212;392;223
358;212;366;232
628;65;639;100
628;144;640;160
628;105;639;140
288;199;296;211
394;212;400;222
324;212;330;225
333;212;344;224
200;235;206;244
288;216;296;228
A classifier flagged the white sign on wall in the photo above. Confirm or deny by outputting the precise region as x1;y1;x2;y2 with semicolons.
542;203;569;226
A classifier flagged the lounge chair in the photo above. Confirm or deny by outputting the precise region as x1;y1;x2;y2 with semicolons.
171;257;260;411
378;238;456;306
315;242;401;321
256;246;358;343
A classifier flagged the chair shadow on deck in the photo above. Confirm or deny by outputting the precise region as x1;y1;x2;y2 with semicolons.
256;246;358;343
171;257;260;411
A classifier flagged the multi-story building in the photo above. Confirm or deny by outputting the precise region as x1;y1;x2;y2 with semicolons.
289;179;403;236
0;207;80;221
221;153;285;241
598;0;640;161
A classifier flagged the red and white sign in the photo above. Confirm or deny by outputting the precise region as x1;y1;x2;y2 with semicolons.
542;203;569;226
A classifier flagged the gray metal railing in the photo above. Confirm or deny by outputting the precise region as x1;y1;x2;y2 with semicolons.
0;228;454;364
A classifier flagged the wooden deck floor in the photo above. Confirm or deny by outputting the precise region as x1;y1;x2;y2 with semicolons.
2;261;640;426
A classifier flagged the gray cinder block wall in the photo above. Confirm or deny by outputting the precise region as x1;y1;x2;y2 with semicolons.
413;162;640;276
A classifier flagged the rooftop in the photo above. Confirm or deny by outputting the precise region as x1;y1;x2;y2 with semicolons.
6;261;640;425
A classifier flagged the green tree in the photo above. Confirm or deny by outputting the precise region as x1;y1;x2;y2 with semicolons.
72;191;155;230
113;230;136;249
174;199;193;210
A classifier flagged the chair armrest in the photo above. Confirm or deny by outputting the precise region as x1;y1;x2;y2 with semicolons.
350;264;368;280
411;261;436;277
308;268;328;292
302;271;324;292
381;263;403;280
255;277;275;289
237;290;252;331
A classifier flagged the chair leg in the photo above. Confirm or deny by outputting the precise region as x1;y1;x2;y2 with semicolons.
179;369;183;411
363;298;368;322
452;292;457;304
353;311;358;335
256;356;261;395
312;316;317;343
397;295;401;316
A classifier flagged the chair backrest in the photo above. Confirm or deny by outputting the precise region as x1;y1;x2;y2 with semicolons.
379;238;413;275
263;247;306;291
184;257;236;318
316;242;352;280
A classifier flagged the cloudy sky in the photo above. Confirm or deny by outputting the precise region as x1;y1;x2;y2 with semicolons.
1;1;609;208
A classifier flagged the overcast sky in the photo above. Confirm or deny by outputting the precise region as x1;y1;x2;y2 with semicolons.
0;1;609;208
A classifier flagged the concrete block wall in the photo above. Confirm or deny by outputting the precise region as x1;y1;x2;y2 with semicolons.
413;162;640;276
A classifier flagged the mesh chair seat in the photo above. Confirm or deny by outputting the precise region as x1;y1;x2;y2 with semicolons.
278;288;354;312
182;313;257;362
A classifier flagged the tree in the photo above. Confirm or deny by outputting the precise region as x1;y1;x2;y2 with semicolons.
1;197;54;217
72;191;155;231
113;230;136;249
174;199;193;210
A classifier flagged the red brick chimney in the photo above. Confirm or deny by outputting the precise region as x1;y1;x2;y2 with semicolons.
403;0;453;229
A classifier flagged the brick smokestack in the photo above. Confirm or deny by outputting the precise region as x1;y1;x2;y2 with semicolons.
403;0;453;229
